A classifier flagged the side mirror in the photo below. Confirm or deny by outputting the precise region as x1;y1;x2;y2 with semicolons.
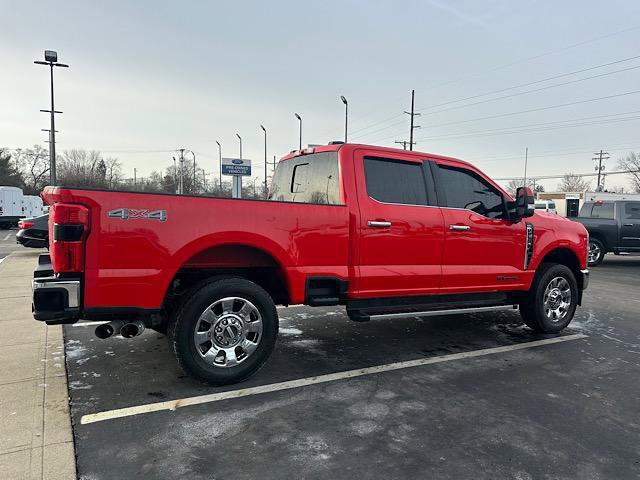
514;186;535;219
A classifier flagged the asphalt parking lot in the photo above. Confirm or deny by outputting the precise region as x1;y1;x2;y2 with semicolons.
59;256;640;479
0;229;18;261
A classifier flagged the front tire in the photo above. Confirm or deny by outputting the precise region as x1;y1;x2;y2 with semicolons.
169;277;278;385
520;263;578;333
587;238;605;266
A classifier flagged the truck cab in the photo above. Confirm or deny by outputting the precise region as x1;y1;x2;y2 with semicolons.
576;200;640;265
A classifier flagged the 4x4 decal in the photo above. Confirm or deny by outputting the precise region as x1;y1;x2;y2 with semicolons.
107;208;167;222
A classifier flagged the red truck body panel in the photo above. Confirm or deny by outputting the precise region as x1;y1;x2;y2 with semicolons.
41;144;588;313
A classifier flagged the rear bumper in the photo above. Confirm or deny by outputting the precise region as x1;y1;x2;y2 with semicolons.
32;254;81;325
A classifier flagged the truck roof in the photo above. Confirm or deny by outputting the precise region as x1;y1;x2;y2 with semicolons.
280;142;478;170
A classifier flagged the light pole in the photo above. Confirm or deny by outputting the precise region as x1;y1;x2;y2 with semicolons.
294;113;302;149
34;50;68;185
340;96;348;143
234;133;243;199
215;141;222;191
236;133;243;159
260;125;267;198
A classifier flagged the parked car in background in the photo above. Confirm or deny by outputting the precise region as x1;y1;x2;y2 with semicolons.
574;200;640;266
16;214;49;248
534;200;557;214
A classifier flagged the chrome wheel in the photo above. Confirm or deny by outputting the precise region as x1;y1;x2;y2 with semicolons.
543;276;572;322
193;297;263;368
588;241;601;264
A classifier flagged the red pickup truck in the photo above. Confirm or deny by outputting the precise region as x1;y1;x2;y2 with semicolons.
33;143;589;384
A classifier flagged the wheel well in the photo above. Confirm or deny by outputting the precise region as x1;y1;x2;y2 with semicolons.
588;233;607;251
539;248;584;290
162;245;290;323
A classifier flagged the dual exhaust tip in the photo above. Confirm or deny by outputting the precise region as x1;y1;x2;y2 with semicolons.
95;320;145;339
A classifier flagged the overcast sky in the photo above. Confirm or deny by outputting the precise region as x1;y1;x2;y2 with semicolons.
2;0;640;191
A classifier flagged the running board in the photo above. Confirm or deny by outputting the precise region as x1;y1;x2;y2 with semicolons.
365;304;519;321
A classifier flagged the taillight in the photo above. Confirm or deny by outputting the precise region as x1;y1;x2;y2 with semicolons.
18;221;34;230
50;203;90;273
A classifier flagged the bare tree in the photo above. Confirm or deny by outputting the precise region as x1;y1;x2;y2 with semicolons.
505;178;537;196
13;145;49;194
617;152;640;193
557;173;591;192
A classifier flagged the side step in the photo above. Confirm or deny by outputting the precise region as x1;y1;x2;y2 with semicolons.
347;304;519;322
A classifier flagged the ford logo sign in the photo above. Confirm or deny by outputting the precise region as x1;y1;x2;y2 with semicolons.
232;159;243;165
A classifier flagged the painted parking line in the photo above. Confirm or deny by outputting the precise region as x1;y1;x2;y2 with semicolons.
2;233;10;241
80;333;586;425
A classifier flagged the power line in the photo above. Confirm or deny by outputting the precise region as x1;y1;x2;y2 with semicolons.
344;27;640;138
415;54;640;113
356;64;640;142
369;89;640;143
408;111;640;143
494;169;639;181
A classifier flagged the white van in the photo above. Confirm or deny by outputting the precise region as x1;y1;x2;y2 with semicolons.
534;200;557;214
0;186;25;228
22;195;44;218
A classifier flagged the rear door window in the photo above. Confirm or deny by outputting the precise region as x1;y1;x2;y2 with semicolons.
624;202;640;220
364;157;429;206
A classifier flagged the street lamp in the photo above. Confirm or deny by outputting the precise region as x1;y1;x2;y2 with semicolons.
236;133;242;159
215;140;222;190
340;96;348;143
294;113;302;149
34;50;68;185
234;133;243;199
260;125;267;198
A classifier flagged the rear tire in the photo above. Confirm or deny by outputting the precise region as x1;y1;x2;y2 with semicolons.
520;263;578;333
587;238;605;266
169;277;278;385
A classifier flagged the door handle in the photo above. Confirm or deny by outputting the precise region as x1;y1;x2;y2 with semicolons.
449;224;471;231
623;223;633;227
367;220;392;228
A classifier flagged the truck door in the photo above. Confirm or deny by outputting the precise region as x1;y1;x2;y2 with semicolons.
620;202;640;249
353;149;445;297
432;161;527;292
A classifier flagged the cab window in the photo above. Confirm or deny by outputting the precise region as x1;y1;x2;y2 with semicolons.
436;165;506;219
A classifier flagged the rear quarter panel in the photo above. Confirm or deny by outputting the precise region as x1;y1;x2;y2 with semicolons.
43;188;350;309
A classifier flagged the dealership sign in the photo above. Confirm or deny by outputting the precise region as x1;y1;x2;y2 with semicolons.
222;158;251;176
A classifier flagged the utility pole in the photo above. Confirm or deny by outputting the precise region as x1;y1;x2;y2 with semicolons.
592;149;609;191
523;147;528;187
394;140;409;150
202;169;209;192
134;168;137;188
173;157;177;194
403;89;420;151
178;148;185;195
35;50;68;185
